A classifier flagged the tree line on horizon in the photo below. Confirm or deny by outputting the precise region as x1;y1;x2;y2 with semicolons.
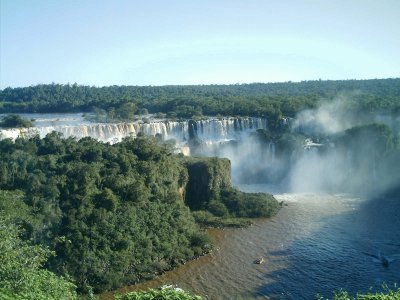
1;79;399;120
1;78;399;298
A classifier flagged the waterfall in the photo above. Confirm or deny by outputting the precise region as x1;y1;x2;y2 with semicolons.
0;117;267;146
269;142;276;165
0;116;269;181
189;118;266;141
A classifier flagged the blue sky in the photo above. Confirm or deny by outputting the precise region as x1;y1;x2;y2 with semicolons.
1;0;399;88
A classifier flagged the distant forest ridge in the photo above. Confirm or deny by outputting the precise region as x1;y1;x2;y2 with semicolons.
1;78;399;117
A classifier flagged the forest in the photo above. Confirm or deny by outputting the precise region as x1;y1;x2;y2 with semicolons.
0;134;278;298
1;78;399;299
1;79;399;121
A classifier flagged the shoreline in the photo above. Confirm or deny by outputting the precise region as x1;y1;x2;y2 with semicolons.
97;228;228;300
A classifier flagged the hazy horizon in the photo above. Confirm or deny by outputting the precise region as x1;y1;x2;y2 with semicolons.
1;77;399;90
1;0;400;89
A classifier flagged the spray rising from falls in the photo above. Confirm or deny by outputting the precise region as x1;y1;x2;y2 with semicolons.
0;116;267;147
288;98;400;195
0;115;277;185
1;109;398;196
1;121;182;143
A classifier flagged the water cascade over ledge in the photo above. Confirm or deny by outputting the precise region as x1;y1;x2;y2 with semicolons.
0;116;265;140
0;115;267;153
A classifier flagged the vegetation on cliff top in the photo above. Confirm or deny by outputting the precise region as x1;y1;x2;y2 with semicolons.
0;135;212;293
0;134;278;294
0;114;32;128
1;79;398;298
184;157;279;227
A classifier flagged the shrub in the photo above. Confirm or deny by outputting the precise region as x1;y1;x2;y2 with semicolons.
115;287;202;300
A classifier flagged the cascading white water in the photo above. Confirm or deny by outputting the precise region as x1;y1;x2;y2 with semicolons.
0;115;274;183
269;142;276;165
190;118;266;141
0;116;267;146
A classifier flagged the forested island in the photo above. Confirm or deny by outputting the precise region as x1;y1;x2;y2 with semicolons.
1;78;400;299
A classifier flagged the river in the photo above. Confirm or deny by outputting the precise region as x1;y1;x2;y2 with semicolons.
2;114;398;299
101;185;400;299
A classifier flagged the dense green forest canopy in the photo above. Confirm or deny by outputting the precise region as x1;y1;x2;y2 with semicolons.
0;134;278;294
0;135;211;293
0;212;77;300
1;79;399;118
0;114;33;128
1;78;399;298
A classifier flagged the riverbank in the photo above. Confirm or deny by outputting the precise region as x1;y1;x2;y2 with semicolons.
98;228;232;300
99;190;400;299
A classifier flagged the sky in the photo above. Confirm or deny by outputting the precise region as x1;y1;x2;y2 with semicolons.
1;0;400;88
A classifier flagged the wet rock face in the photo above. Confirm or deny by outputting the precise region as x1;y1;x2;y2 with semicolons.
184;157;231;210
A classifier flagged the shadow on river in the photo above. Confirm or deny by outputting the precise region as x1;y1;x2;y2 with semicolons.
253;193;400;299
101;188;400;300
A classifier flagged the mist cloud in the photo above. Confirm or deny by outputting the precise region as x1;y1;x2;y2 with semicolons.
292;96;358;136
190;96;400;197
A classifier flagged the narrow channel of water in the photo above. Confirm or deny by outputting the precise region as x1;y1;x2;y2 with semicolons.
101;184;400;299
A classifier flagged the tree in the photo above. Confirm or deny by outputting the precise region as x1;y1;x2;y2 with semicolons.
138;108;149;115
0;217;77;299
117;103;137;120
0;114;32;128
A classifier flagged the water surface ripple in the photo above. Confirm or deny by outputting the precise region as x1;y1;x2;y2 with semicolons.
102;185;400;299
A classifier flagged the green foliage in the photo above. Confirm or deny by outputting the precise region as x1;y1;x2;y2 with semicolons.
1;79;399;118
0;114;32;128
220;188;280;218
0;133;281;293
342;123;395;155
316;285;400;300
0;217;77;299
155;112;166;119
254;129;303;160
184;157;231;210
117;103;137;121
0;135;210;293
115;287;202;300
207;200;229;217
336;123;400;194
192;210;251;228
138;108;149;115
184;157;279;225
88;103;138;122
0;190;41;240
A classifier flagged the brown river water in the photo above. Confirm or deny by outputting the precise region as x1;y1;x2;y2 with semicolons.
100;185;400;299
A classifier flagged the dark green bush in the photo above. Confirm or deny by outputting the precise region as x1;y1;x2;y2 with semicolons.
0;114;32;128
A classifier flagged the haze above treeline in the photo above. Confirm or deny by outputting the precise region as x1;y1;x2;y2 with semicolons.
1;79;399;121
2;1;399;88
